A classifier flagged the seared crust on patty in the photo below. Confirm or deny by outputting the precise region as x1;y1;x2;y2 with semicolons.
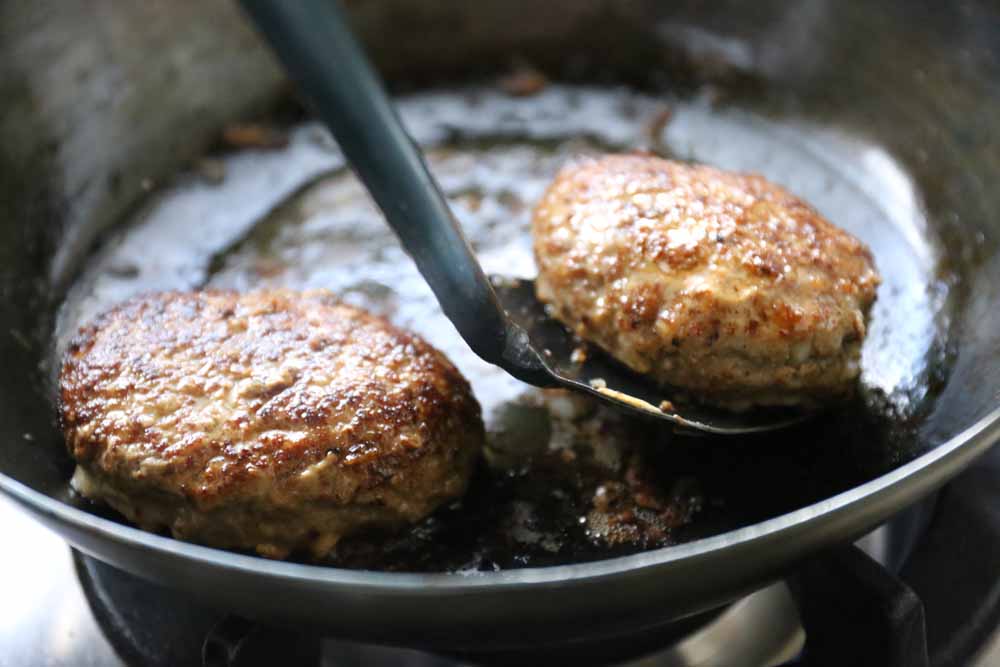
60;289;483;558
532;154;880;407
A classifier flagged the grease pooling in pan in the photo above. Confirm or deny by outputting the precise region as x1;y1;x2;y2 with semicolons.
54;86;953;571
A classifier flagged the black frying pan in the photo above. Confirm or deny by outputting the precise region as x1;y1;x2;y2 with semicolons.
1;0;999;660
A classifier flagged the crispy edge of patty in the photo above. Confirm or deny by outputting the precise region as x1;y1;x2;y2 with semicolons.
59;289;484;558
531;154;880;406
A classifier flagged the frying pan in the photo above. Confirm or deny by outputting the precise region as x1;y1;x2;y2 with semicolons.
2;0;1000;661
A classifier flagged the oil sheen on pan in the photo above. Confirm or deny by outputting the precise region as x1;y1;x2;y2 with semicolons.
53;85;954;572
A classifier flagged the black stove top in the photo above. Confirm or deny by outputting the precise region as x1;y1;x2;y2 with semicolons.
3;442;1000;667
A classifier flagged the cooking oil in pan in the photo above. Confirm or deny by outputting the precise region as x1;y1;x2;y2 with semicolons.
55;85;953;571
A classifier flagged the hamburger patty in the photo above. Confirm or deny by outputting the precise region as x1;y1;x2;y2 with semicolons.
59;289;483;558
532;154;880;408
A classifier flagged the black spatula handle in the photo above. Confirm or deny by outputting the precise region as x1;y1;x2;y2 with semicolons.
239;0;550;384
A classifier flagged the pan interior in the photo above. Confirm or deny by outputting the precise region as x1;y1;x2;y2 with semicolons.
47;84;956;572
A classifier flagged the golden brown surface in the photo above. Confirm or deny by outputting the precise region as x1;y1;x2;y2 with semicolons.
532;154;880;407
60;289;483;558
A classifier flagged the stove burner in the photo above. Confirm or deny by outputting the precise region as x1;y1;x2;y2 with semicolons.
75;552;802;667
63;441;1000;667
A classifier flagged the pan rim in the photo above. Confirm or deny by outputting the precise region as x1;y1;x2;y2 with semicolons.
2;405;998;591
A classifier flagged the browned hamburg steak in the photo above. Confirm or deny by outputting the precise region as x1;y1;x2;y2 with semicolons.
60;289;483;559
532;154;880;408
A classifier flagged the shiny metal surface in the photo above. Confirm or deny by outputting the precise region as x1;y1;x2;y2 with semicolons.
639;585;804;667
0;496;121;667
